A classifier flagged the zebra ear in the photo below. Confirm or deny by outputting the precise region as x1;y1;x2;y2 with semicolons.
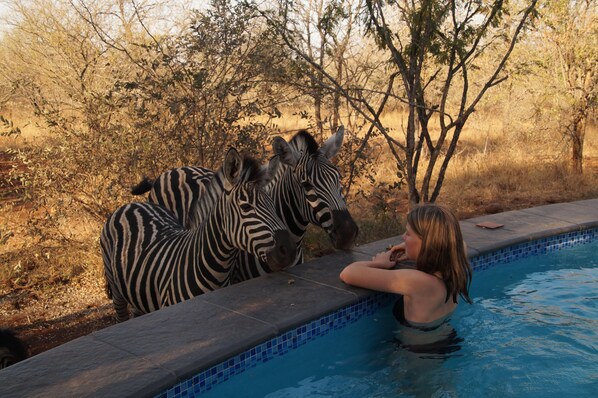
223;147;243;185
272;136;298;167
320;125;344;159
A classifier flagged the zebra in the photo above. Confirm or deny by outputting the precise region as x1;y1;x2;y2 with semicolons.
101;148;295;322
131;127;358;282
0;329;27;369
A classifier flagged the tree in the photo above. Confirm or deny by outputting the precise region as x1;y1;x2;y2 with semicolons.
0;0;136;220
264;0;364;139
0;0;290;220
257;0;538;207
93;0;290;170
537;0;597;173
0;0;292;290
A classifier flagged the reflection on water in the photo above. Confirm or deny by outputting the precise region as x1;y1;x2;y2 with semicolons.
392;296;464;358
388;320;464;397
396;327;464;358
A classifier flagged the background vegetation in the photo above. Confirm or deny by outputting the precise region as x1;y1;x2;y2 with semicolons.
0;0;596;350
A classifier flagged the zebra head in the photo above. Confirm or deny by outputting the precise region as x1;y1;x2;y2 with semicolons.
271;126;358;250
220;148;296;271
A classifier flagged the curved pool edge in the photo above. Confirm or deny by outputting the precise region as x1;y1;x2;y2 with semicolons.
1;199;597;398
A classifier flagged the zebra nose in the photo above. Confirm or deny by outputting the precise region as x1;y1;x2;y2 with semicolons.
330;210;359;250
266;230;296;271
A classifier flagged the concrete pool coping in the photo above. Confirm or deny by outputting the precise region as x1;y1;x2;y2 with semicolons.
1;198;597;398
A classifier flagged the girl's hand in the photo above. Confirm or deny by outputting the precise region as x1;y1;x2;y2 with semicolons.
371;250;395;269
389;243;407;262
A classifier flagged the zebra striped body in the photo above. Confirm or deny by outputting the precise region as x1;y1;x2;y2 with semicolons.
132;166;216;230
102;149;295;321
131;127;358;283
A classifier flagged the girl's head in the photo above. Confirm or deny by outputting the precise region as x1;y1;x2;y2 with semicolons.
405;203;472;304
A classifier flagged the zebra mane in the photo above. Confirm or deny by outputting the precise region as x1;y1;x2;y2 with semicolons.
291;130;319;155
186;154;268;230
239;155;269;185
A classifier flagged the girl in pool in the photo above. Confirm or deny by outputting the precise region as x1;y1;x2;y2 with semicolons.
340;203;472;333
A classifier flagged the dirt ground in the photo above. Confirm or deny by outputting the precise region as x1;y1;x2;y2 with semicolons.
2;291;116;357
1;151;597;361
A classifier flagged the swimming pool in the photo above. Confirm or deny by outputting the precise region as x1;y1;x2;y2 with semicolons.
160;231;598;397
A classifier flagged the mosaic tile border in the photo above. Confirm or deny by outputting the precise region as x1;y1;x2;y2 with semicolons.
156;293;393;398
470;227;598;272
157;226;598;398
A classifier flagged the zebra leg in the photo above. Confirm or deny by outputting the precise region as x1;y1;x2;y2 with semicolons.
131;308;145;318
105;269;131;322
110;289;131;322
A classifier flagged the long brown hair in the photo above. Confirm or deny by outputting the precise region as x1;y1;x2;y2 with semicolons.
407;204;472;304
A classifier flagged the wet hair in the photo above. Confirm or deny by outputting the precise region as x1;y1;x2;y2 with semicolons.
407;204;473;304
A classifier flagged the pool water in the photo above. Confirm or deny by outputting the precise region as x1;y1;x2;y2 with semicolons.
202;241;598;397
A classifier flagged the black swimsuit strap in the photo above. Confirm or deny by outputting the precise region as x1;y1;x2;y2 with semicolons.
393;295;446;332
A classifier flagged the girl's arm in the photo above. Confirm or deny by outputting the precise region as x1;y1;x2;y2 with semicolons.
340;251;422;295
365;250;396;269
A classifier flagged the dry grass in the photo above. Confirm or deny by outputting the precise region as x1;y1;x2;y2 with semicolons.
0;204;103;293
446;118;598;214
370;110;598;216
2;111;597;268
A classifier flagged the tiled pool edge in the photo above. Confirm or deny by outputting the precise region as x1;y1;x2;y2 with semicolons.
156;293;395;398
470;228;598;271
1;199;597;398
157;225;598;398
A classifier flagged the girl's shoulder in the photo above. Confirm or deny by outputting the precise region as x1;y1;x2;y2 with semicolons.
391;268;445;295
404;269;450;299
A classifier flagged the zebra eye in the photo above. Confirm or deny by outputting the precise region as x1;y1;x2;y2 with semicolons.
240;203;253;212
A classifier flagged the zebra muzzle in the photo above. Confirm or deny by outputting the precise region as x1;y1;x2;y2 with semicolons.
265;230;296;271
329;210;359;250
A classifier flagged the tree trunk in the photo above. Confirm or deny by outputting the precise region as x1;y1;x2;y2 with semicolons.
406;104;420;208
314;93;323;138
571;127;584;174
570;106;587;174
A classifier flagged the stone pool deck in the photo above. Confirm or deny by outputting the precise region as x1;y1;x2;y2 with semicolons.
1;199;597;398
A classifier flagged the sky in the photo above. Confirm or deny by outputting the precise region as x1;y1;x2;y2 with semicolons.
0;1;12;37
0;0;211;38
